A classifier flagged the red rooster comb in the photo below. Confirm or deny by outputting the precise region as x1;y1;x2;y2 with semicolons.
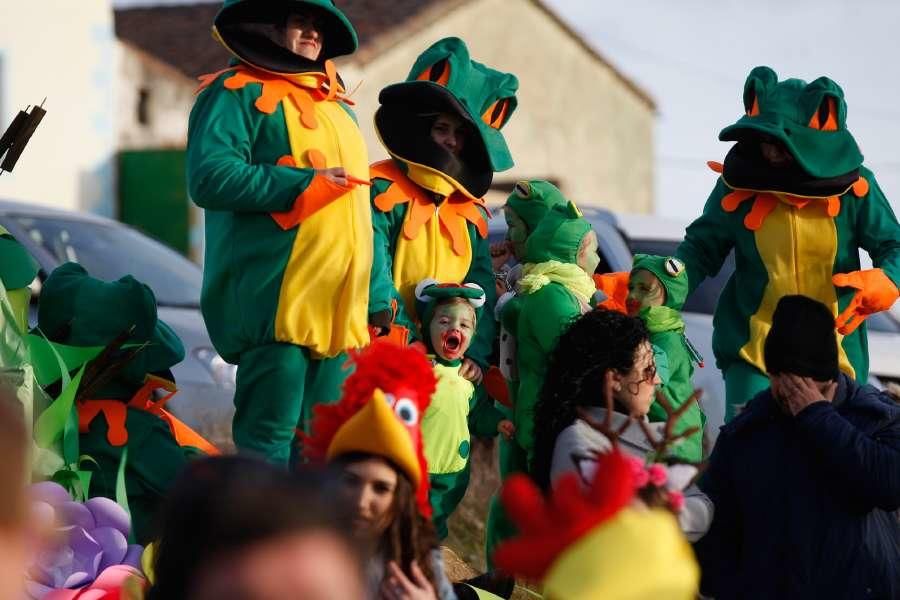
493;449;636;581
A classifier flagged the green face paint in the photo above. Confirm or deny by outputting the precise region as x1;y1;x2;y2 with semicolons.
626;269;666;315
577;230;600;276
428;301;475;362
504;206;528;260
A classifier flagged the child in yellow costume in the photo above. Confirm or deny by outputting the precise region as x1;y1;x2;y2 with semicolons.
414;279;514;540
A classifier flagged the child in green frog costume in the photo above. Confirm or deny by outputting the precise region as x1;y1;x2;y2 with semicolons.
627;254;705;462
368;37;519;382
187;0;375;464
414;280;512;540
666;66;900;420
32;263;217;543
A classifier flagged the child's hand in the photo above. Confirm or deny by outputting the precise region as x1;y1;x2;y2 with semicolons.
498;419;515;440
459;358;483;384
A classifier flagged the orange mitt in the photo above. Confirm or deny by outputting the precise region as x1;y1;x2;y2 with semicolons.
832;268;899;335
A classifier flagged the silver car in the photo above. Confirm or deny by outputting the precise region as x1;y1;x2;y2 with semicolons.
0;199;235;444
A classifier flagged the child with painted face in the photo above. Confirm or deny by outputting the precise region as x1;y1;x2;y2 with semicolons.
415;280;514;541
627;255;705;462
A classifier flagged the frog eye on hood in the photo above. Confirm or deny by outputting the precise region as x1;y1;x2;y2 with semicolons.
807;96;839;131
482;97;512;129
416;58;450;86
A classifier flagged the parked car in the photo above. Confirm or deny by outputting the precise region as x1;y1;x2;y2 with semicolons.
616;213;900;440
0;199;235;443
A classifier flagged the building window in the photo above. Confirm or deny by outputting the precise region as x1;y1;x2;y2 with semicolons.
137;88;150;126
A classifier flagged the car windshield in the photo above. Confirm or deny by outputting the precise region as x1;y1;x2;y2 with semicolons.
12;215;202;308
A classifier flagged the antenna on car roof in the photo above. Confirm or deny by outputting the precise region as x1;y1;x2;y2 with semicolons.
0;97;47;176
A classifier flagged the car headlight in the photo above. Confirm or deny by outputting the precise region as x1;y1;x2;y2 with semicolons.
193;347;237;388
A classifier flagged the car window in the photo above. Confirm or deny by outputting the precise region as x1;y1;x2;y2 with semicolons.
11;215;202;308
628;239;734;315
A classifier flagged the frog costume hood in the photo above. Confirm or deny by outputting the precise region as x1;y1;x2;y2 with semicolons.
33;263;184;390
0;225;39;332
374;37;519;199
718;66;863;198
212;0;358;75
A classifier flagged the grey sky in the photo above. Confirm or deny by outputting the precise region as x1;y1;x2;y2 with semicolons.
114;0;900;217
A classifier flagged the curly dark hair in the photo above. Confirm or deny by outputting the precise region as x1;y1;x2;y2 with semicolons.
531;309;650;490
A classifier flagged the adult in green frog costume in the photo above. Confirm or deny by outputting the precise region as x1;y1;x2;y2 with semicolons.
0;225;38;334
627;254;705;462
671;66;900;420
368;36;518;379
187;0;374;463
34;263;217;544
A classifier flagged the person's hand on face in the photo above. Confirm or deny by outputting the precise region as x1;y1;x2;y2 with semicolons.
380;561;437;600
284;12;323;61
626;269;666;316
773;373;837;417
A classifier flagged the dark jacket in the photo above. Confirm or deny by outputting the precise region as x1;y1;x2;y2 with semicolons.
695;374;900;599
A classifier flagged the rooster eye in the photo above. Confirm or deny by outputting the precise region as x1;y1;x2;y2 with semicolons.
393;398;419;425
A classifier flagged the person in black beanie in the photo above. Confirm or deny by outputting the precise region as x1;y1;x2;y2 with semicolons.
694;295;900;600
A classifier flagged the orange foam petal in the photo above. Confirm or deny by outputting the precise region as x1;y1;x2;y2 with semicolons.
826;196;841;217
402;199;433;241
307;149;327;169
289;89;319;129
707;161;724;173
744;194;778;230
721;189;755;212
196;67;237;94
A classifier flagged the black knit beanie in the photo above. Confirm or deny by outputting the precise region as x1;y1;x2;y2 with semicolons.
764;295;840;381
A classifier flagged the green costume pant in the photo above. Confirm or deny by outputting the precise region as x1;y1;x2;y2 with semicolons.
723;360;770;422
232;343;350;465
429;464;471;541
484;404;528;570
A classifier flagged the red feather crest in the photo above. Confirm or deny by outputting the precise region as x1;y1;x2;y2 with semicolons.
493;449;636;581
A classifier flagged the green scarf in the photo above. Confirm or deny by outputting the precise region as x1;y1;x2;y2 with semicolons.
517;261;596;305
640;306;685;334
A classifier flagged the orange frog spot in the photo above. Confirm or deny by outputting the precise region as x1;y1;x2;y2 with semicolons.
852;176;869;197
307;149;327;169
744;194;778;231
721;189;755;212
707;161;724;173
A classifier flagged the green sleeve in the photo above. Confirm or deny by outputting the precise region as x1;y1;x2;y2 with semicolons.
468;385;504;438
369;179;395;315
856;168;900;287
517;285;581;459
186;80;316;213
676;179;737;299
464;217;498;368
368;186;420;339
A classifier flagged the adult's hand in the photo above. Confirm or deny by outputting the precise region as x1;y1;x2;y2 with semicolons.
775;374;837;417
319;166;349;186
380;561;437;600
460;358;483;385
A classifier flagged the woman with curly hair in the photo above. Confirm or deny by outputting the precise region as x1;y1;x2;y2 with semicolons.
531;309;713;541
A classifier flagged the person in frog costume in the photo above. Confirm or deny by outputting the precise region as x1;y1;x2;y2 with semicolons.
414;279;513;540
661;66;900;421
33;263;217;544
187;0;374;463
627;254;705;462
368;36;519;383
472;202;600;596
